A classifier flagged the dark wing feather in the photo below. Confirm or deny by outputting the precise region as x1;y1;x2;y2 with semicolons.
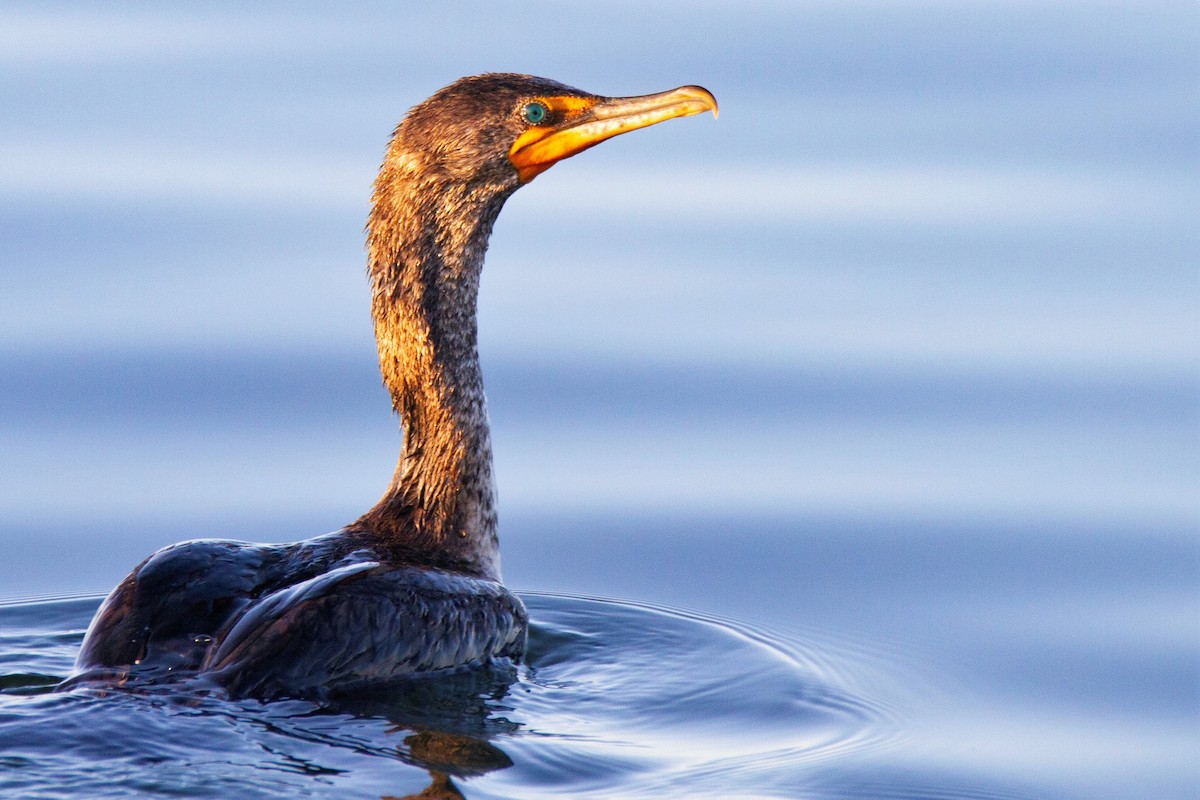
202;563;527;698
75;539;273;670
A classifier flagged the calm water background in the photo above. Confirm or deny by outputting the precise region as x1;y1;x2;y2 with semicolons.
1;1;1197;798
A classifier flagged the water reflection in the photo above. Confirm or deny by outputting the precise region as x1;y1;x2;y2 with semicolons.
319;669;521;799
1;1;1196;797
1;593;897;799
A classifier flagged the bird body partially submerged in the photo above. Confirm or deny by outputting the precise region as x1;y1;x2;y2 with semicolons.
70;74;716;698
73;534;528;697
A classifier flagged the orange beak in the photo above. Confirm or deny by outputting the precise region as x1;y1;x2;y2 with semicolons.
508;85;718;183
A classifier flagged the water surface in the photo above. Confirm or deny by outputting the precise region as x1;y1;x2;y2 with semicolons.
1;593;894;799
1;1;1197;798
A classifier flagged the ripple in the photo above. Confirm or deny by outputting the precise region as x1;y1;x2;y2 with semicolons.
0;592;955;799
483;593;899;798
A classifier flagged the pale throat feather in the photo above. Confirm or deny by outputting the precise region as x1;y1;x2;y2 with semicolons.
355;150;515;579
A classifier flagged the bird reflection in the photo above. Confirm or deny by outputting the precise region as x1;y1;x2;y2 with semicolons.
61;656;521;798
384;730;513;800
384;770;464;800
324;663;519;799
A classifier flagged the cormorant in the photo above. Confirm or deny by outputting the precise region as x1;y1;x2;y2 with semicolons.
69;74;717;699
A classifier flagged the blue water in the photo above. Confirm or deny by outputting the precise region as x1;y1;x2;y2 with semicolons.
1;1;1198;798
2;594;885;799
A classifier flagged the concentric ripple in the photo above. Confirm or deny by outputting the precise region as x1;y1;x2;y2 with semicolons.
487;593;898;799
0;593;900;799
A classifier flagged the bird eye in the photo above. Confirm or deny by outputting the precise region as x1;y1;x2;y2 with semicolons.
523;102;548;124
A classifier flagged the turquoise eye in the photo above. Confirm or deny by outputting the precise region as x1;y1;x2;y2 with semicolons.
523;102;548;124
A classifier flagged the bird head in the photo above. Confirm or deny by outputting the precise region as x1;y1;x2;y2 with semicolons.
389;73;717;190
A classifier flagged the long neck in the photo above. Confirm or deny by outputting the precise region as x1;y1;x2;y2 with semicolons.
352;151;514;579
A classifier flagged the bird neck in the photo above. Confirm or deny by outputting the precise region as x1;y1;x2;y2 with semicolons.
353;158;515;579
